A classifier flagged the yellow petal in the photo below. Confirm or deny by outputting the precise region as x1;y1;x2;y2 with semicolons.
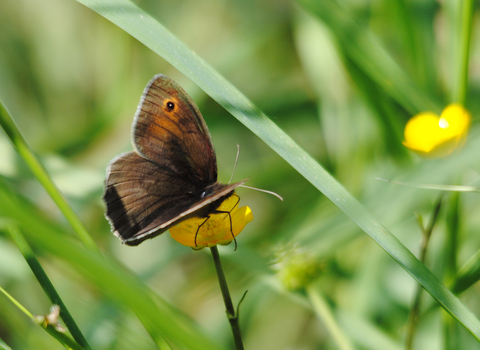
440;103;471;141
403;112;441;153
223;206;253;243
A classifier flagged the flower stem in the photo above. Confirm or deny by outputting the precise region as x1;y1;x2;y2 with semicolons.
209;246;244;350
405;196;442;350
306;285;355;350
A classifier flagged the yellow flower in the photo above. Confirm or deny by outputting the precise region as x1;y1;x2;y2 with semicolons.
403;104;471;158
169;195;253;250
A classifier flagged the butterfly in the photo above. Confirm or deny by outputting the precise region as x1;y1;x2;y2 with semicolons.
103;74;247;246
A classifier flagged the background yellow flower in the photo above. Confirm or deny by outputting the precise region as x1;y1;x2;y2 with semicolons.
403;104;471;158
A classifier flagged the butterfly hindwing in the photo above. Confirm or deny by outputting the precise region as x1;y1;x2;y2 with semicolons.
104;151;199;244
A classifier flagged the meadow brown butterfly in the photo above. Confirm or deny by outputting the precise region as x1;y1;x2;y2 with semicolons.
103;75;247;246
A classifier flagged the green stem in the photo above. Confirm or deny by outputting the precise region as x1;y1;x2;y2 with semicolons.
445;192;460;282
209;246;244;350
306;285;355;350
0;100;99;253
405;197;442;350
443;311;461;350
0;337;13;350
8;226;92;350
454;0;474;104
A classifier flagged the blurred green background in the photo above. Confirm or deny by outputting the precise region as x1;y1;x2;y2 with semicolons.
1;0;480;349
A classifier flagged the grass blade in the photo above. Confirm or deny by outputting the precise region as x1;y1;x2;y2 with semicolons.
0;101;99;254
8;226;91;350
0;285;85;350
0;337;12;350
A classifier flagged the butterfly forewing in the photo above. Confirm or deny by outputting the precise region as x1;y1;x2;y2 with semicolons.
133;75;217;185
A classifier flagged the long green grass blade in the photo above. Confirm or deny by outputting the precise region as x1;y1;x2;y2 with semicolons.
0;337;12;350
8;226;91;350
0;101;99;254
73;0;480;339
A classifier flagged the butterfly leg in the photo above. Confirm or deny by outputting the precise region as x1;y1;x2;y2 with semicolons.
195;216;211;247
214;194;241;250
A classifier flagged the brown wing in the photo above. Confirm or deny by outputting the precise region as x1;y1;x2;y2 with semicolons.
103;151;247;246
132;74;217;186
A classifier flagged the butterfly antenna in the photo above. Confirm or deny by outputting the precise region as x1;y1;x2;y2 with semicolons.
228;145;241;185
239;185;284;201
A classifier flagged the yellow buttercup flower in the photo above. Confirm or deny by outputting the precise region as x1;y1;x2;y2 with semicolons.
169;195;253;250
403;104;471;158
